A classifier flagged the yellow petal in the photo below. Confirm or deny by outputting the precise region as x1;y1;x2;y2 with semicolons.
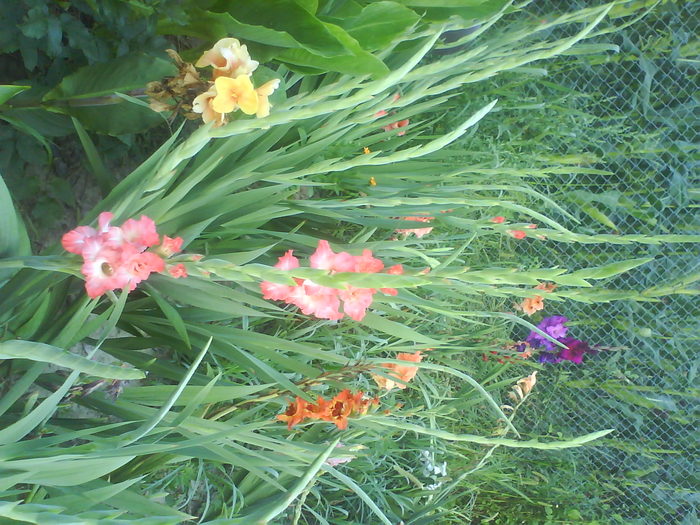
211;77;236;113
237;88;259;115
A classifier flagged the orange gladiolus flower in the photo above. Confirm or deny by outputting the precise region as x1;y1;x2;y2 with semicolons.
521;295;545;316
520;282;557;316
277;390;378;430
372;351;423;391
276;396;310;430
322;389;355;430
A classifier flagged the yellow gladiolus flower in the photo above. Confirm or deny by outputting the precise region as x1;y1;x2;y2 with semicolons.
195;37;259;79
212;75;258;115
255;78;280;118
192;85;227;127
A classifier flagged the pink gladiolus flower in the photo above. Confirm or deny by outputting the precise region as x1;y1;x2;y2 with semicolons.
168;263;188;278
309;240;336;270
354;249;384;273
260;240;404;321
120;216;160;250
380;264;404;296
289;281;343;320
381;118;409;135
507;230;527;239
81;240;127;299
62;226;97;255
339;286;375;321
395;216;434;238
159;235;184;257
260;250;301;301
490;216;506;224
375;95;409;135
62;212;185;298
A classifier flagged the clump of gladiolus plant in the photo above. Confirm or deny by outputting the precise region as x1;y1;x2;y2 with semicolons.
260;240;403;321
62;212;187;298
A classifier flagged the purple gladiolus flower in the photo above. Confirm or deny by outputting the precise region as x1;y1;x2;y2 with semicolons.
526;315;569;351
558;337;596;364
538;351;562;364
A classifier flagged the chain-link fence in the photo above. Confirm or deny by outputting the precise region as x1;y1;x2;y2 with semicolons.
513;2;698;523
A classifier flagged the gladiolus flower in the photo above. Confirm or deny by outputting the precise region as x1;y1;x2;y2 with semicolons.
521;295;545;316
192;85;226;126
195;37;259;79
120;216;160;250
521;281;556;315
255;78;280;118
261;240;404;321
353;249;384;273
61;226;98;255
380;264;403;296
507;229;527;239
338;286;375;321
277;390;378;430
526;315;569;351
276;396;310;430
490;216;506;224
212;75;258;115
168;263;188;278
372;351;423;391
62;212;185;298
395;216;434;238
260;250;301;302
159;235;184;257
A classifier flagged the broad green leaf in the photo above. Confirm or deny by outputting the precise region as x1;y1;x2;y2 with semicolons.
150;274;270;317
42;54;175;135
277;22;389;77
0;340;145;380
213;0;350;57
366;418;613;449
44;55;175;101
0;174;30;271
339;1;420;52
293;0;318;14
157;8;300;49
0;85;30;105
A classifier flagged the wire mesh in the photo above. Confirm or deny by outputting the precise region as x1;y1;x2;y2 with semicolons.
513;2;699;523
